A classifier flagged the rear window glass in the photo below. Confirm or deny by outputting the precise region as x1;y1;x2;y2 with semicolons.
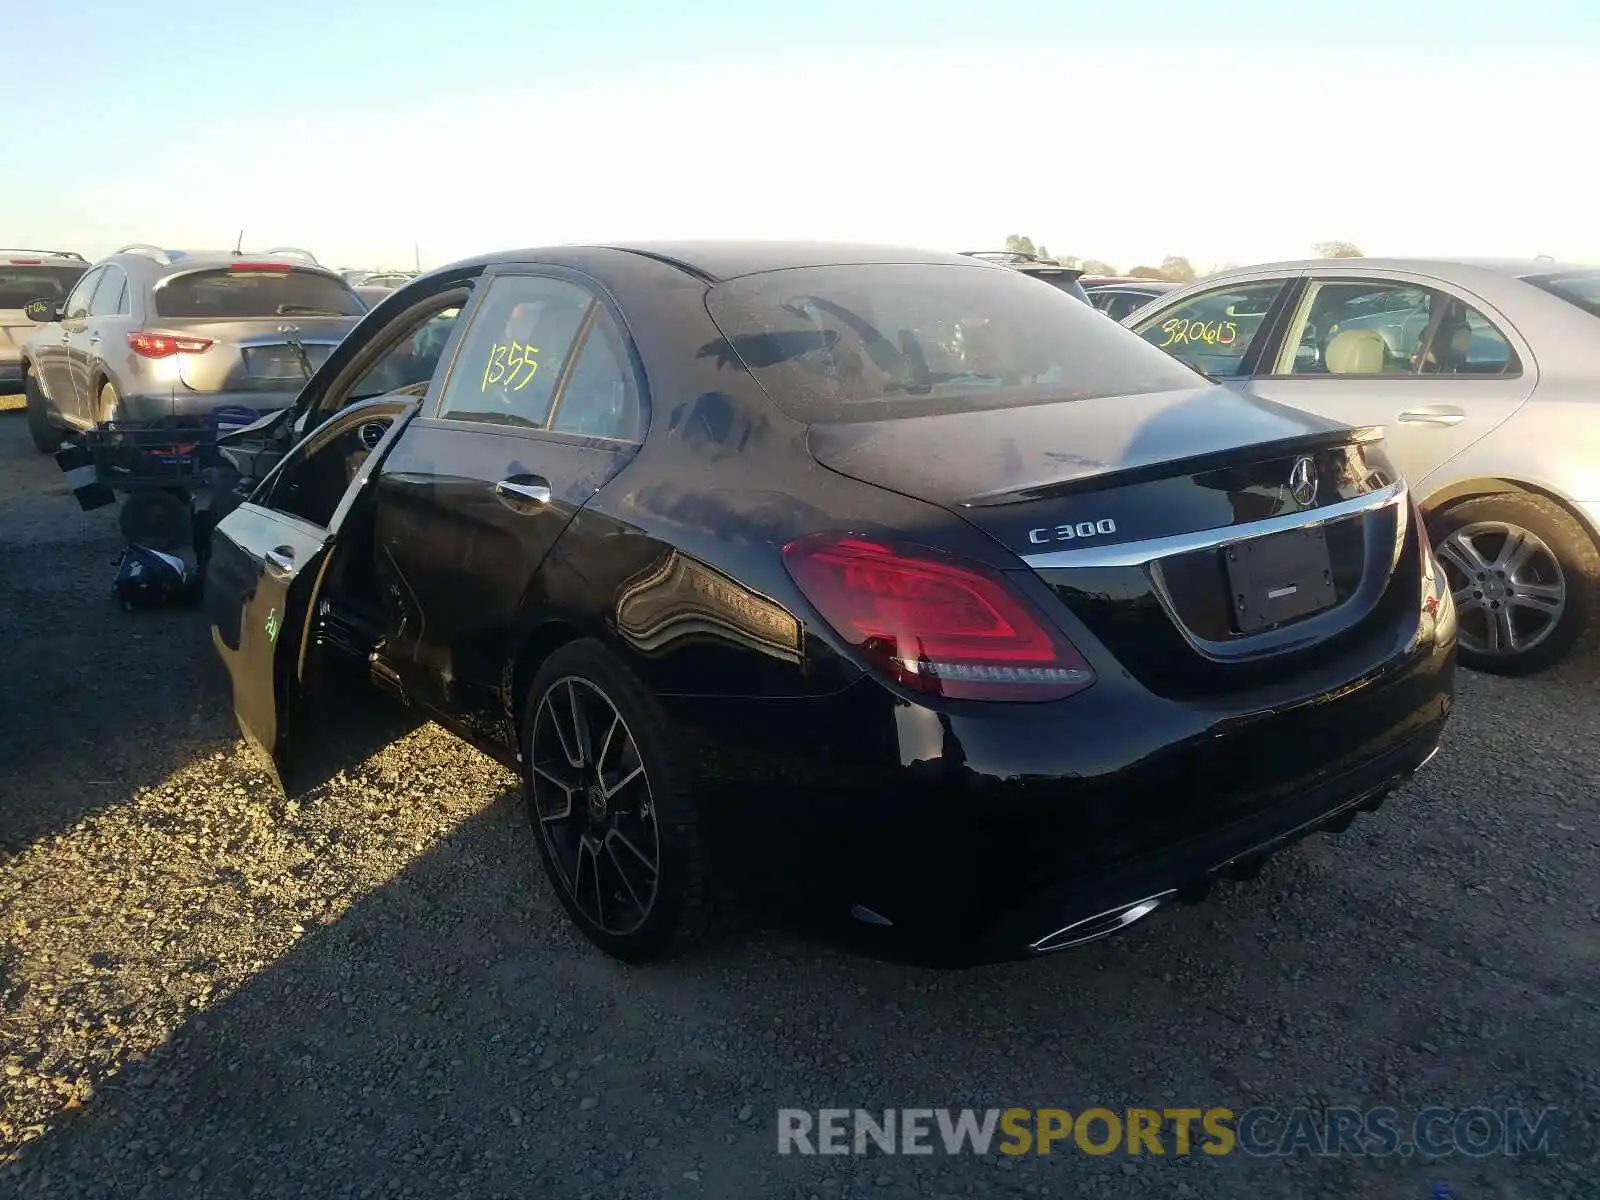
704;263;1201;423
0;265;85;309
1526;270;1600;318
153;267;365;319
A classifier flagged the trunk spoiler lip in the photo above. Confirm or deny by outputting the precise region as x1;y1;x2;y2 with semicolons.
958;425;1385;509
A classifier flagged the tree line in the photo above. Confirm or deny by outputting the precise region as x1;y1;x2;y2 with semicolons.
999;235;1364;280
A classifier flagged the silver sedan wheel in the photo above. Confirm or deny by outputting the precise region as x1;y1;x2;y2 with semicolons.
1436;520;1566;659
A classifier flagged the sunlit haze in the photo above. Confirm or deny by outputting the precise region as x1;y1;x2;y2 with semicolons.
4;0;1595;272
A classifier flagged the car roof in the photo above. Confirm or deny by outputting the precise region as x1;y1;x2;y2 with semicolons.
106;246;335;274
0;249;88;268
468;240;985;283
1204;256;1595;282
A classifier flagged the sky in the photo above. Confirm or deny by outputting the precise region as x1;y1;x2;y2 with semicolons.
3;0;1597;273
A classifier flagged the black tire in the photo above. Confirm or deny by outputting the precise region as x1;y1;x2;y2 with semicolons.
520;638;711;962
1428;493;1598;675
23;370;62;454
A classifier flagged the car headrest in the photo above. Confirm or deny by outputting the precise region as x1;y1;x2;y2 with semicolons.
1325;329;1388;374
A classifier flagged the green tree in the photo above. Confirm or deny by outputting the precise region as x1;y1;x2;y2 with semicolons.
1159;255;1197;282
1004;234;1038;257
1080;258;1118;276
1313;240;1363;259
1127;265;1166;279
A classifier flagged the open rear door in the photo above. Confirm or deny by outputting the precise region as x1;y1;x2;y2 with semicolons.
205;398;418;784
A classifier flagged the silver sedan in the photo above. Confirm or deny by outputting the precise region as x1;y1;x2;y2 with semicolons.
1125;257;1600;675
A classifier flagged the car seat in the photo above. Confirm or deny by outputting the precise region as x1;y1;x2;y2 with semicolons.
1324;329;1388;374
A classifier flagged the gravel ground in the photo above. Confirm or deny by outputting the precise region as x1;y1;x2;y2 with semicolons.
0;406;1596;1200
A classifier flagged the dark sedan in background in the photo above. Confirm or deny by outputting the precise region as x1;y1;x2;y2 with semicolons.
204;241;1456;966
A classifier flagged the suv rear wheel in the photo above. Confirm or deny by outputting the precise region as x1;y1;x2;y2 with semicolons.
23;369;62;454
1429;493;1597;674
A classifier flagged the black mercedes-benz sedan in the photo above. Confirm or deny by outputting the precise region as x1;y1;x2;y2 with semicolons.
203;240;1456;966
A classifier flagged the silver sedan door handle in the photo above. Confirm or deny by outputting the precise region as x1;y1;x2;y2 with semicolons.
264;546;296;577
1397;407;1465;427
494;479;551;506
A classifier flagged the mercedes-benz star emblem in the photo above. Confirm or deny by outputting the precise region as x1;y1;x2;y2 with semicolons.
1288;456;1319;508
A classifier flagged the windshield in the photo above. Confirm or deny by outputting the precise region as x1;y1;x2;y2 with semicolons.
704;263;1201;424
153;267;366;319
0;265;86;309
1525;269;1600;319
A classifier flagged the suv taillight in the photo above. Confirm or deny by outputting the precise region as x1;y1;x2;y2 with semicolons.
128;332;214;358
782;533;1096;702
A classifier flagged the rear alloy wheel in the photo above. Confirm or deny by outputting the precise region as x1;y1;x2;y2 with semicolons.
521;640;710;961
1430;494;1597;675
23;370;62;454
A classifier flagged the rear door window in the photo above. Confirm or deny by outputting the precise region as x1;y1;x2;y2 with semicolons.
88;267;129;317
435;275;596;429
152;267;366;319
1271;279;1520;377
1131;280;1290;378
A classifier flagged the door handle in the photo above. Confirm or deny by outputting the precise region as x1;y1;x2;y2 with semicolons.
494;479;551;506
264;546;296;577
1398;408;1465;427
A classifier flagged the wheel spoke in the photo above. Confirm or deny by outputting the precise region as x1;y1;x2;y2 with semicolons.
567;681;594;767
1508;581;1562;612
603;834;648;911
548;687;581;769
1446;532;1493;573
595;712;621;774
604;762;645;801
1492;604;1518;652
608;827;658;878
1493;529;1530;572
1450;585;1481;612
1435;539;1478;581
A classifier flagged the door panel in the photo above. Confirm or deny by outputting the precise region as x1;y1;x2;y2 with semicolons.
206;504;332;767
37;266;100;421
206;399;420;772
373;420;633;720
1241;275;1535;489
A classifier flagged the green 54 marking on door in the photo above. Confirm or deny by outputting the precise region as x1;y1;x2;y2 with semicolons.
265;607;280;644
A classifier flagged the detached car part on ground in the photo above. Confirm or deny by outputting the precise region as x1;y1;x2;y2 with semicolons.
18;244;367;505
1124;258;1600;675
203;241;1455;967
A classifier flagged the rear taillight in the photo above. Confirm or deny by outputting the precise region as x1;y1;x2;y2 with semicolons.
228;262;291;272
782;533;1096;702
8;258;42;265
128;331;214;358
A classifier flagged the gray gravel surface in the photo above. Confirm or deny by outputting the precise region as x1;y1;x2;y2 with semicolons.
0;408;1596;1199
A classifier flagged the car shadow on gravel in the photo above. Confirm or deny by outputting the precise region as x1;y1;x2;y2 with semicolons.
12;768;1594;1199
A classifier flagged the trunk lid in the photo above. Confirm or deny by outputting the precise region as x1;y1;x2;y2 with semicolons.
153;316;359;393
807;385;1372;557
808;386;1413;698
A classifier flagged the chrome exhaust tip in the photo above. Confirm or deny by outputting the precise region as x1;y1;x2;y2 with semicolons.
1029;890;1176;954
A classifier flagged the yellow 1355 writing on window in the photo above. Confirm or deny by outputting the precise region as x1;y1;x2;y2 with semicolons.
482;342;540;391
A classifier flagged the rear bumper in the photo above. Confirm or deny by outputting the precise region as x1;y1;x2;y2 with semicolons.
79;392;295;491
115;389;296;425
661;601;1455;965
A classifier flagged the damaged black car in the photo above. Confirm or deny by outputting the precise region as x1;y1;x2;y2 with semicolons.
203;241;1456;966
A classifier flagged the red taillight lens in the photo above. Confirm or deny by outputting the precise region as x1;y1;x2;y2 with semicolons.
782;533;1096;702
127;331;214;358
228;262;291;272
9;258;42;265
